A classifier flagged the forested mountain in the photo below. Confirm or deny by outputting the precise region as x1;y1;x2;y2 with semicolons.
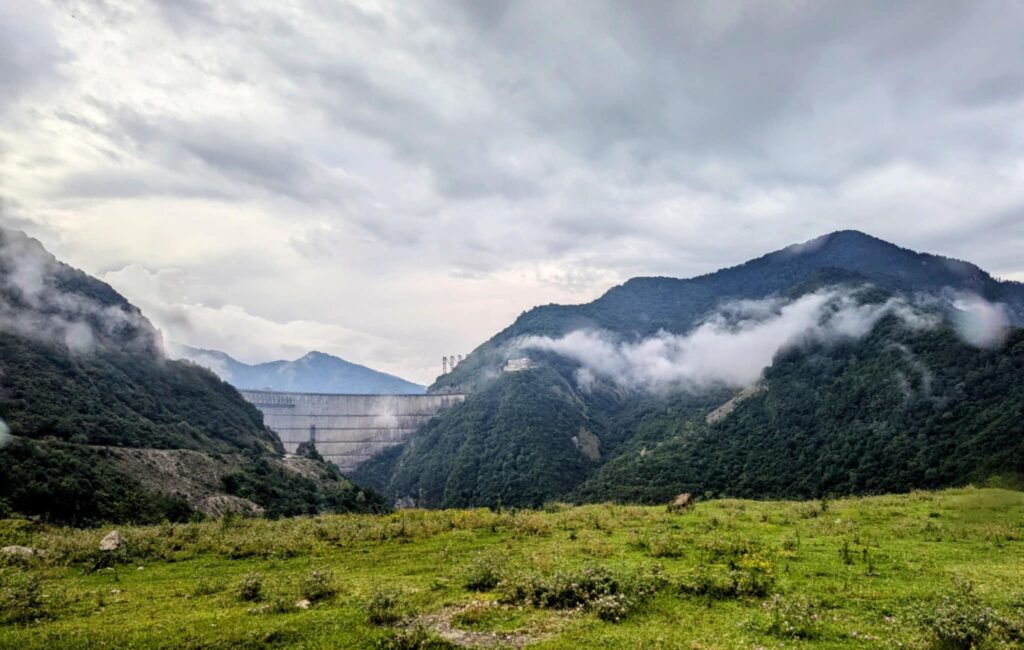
0;229;387;524
433;230;1024;394
356;231;1024;508
172;345;425;395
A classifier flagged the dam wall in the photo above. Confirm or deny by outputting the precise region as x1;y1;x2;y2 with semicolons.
239;390;466;472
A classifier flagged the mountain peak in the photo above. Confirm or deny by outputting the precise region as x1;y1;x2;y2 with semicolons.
436;229;1024;393
780;230;896;256
174;346;425;394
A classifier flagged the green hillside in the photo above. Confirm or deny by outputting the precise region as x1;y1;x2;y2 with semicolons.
362;365;610;509
1;488;1021;648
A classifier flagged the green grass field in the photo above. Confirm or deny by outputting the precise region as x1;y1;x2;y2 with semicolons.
1;487;1022;649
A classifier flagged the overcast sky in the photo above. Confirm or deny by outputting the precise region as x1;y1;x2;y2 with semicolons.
2;1;1023;383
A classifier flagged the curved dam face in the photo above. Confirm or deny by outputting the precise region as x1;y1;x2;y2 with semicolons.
239;390;465;472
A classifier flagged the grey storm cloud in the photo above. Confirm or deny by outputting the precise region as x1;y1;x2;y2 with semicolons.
3;0;1024;383
34;1;1024;221
0;2;63;107
52;106;363;206
247;0;1024;195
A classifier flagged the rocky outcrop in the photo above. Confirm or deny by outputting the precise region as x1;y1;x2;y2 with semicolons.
1;545;39;560
572;427;601;462
99;530;126;552
705;383;766;425
197;495;264;518
667;493;693;513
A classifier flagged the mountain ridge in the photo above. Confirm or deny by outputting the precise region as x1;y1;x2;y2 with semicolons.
433;230;1023;393
173;345;425;395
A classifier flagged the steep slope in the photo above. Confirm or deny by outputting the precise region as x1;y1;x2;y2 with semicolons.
355;360;727;508
0;229;388;524
368;231;1023;508
358;365;609;508
173;345;425;394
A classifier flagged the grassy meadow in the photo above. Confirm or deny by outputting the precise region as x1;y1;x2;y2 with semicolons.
1;487;1022;649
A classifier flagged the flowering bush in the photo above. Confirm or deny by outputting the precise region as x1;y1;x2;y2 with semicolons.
498;564;665;622
499;565;618;609
592;594;632;623
299;569;337;603
237;572;263;602
735;552;775;597
677;552;775;599
912;580;1023;649
463;555;504;591
366;587;403;626
762;593;823;639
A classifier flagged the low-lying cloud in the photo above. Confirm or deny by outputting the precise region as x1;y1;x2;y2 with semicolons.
519;289;948;392
170;345;234;382
0;229;159;354
950;292;1010;348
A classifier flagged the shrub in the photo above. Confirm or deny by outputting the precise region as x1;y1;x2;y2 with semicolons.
763;594;824;639
192;576;224;597
780;534;800;554
840;540;854;565
796;502;825;519
498;564;665;622
0;573;45;624
645;533;688;558
735;552;775;597
592;594;632;623
366;587;402;626
677;565;737;599
913;580;1021;649
499;565;618;610
300;569;337;603
677;554;775;600
270;595;295;614
237;572;263;602
463;555;504;592
698;537;760;564
510;513;551;537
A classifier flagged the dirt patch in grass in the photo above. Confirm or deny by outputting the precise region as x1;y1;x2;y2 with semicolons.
414;603;568;648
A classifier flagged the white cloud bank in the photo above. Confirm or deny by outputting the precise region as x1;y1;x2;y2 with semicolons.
0;230;157;353
519;289;1005;392
951;292;1010;348
102;262;422;379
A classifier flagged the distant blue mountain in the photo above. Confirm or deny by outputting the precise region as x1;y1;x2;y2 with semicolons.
172;345;425;395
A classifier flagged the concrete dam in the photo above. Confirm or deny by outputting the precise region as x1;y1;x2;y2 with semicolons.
239;390;466;472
